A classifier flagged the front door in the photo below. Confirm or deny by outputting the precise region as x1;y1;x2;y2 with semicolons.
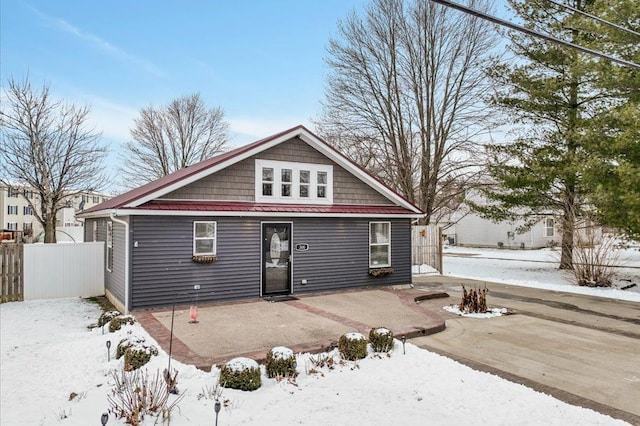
262;223;292;295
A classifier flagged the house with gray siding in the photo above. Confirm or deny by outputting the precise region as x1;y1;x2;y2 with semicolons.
79;126;423;313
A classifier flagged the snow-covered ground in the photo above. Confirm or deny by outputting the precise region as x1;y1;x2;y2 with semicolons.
0;298;632;425
427;246;639;302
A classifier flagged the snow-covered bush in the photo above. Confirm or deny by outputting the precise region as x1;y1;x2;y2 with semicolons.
98;310;121;327
116;336;158;370
266;346;297;379
338;332;367;360
220;357;261;391
109;315;135;332
368;327;394;353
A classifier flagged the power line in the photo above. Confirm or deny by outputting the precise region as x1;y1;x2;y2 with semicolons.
427;0;640;70
545;0;640;38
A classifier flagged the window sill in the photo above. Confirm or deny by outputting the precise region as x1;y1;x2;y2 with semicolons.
192;255;217;264
369;267;394;277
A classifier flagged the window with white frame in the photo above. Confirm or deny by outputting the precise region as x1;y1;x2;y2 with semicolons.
262;167;274;196
92;221;98;242
106;221;113;272
369;222;391;267
7;205;18;215
255;159;333;203
193;221;217;256
23;206;33;215
7;188;19;198
544;218;555;237
23;222;32;232
7;222;18;231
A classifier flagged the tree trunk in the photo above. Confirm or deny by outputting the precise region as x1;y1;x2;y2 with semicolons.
559;208;574;270
44;214;57;244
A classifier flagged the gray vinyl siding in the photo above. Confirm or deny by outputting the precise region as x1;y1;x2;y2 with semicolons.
130;215;262;310
291;218;411;294
129;215;411;309
84;217;127;308
163;137;393;205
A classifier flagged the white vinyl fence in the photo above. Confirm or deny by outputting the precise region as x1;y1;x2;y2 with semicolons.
24;242;105;300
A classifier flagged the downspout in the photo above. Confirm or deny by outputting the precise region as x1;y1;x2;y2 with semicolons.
110;210;130;314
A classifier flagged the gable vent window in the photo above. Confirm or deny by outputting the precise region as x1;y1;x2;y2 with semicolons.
255;159;332;204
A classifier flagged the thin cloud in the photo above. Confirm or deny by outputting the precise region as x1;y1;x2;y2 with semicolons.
28;5;166;79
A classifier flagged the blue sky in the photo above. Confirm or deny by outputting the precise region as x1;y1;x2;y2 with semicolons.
1;1;369;160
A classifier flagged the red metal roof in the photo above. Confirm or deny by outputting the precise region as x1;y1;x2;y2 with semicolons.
129;200;417;216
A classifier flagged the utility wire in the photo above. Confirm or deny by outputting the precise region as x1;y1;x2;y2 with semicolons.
428;0;640;70
545;0;640;38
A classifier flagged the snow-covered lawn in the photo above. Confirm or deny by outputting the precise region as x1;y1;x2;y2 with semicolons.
433;246;640;302
0;298;631;425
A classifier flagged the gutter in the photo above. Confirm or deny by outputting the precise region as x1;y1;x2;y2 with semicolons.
109;210;130;314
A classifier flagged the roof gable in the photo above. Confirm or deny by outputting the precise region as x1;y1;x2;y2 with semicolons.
82;125;422;215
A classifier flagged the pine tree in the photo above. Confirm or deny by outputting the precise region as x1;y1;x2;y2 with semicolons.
478;0;637;268
580;0;640;239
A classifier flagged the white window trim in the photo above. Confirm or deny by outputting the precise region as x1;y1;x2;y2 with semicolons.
193;221;217;256
369;221;391;268
255;159;333;204
544;218;555;238
106;221;113;272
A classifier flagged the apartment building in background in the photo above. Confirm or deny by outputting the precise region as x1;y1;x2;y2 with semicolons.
1;183;110;241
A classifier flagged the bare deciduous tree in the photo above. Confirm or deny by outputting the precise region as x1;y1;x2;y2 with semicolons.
120;93;229;185
316;0;498;224
0;77;108;243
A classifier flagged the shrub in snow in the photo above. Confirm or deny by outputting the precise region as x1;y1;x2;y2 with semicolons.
98;310;121;327
116;336;159;370
368;327;394;353
458;285;488;313
571;235;620;287
108;368;183;425
338;332;368;360
220;357;262;391
266;346;298;379
109;315;135;333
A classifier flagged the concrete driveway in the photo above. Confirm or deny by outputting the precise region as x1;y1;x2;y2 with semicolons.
412;276;640;425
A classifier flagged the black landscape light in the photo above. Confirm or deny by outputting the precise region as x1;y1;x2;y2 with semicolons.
401;336;407;355
215;398;221;426
106;340;111;362
100;412;108;425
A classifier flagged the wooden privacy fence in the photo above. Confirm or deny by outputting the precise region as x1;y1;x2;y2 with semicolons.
412;225;443;274
1;241;24;302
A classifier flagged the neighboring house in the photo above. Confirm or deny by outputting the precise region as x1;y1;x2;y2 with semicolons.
451;189;601;249
79;126;423;313
0;183;109;242
453;211;557;249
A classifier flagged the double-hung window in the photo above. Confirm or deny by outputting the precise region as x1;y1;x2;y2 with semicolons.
544;218;555;237
299;170;310;198
369;222;391;267
7;205;18;215
281;169;292;197
193;221;217;256
262;168;274;196
106;221;113;272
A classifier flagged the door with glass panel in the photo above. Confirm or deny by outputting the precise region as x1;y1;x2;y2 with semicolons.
262;223;292;295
